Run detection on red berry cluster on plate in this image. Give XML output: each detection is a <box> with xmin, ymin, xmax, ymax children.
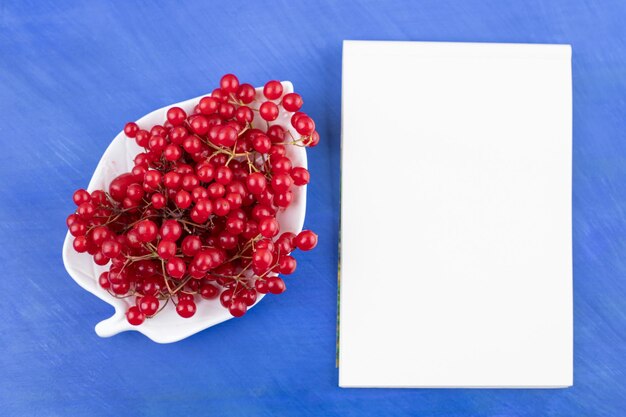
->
<box><xmin>66</xmin><ymin>74</ymin><xmax>319</xmax><ymax>325</ymax></box>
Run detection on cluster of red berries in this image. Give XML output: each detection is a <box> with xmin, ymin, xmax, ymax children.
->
<box><xmin>66</xmin><ymin>74</ymin><xmax>319</xmax><ymax>325</ymax></box>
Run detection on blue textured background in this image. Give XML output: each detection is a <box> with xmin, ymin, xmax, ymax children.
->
<box><xmin>1</xmin><ymin>1</ymin><xmax>625</xmax><ymax>415</ymax></box>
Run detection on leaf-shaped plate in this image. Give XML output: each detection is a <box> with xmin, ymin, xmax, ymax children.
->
<box><xmin>62</xmin><ymin>82</ymin><xmax>307</xmax><ymax>343</ymax></box>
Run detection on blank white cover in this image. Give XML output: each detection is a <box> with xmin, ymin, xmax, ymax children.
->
<box><xmin>339</xmin><ymin>41</ymin><xmax>572</xmax><ymax>388</ymax></box>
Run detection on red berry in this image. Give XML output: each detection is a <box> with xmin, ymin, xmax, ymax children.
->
<box><xmin>193</xmin><ymin>198</ymin><xmax>213</xmax><ymax>220</ymax></box>
<box><xmin>246</xmin><ymin>172</ymin><xmax>267</xmax><ymax>194</ymax></box>
<box><xmin>200</xmin><ymin>283</ymin><xmax>219</xmax><ymax>299</ymax></box>
<box><xmin>263</xmin><ymin>80</ymin><xmax>283</xmax><ymax>100</ymax></box>
<box><xmin>126</xmin><ymin>229</ymin><xmax>142</xmax><ymax>248</ymax></box>
<box><xmin>273</xmin><ymin>190</ymin><xmax>293</xmax><ymax>208</ymax></box>
<box><xmin>122</xmin><ymin>197</ymin><xmax>138</xmax><ymax>210</ymax></box>
<box><xmin>134</xmin><ymin>260</ymin><xmax>158</xmax><ymax>277</ymax></box>
<box><xmin>181</xmin><ymin>174</ymin><xmax>200</xmax><ymax>191</ymax></box>
<box><xmin>143</xmin><ymin>170</ymin><xmax>162</xmax><ymax>190</ymax></box>
<box><xmin>134</xmin><ymin>153</ymin><xmax>150</xmax><ymax>167</ymax></box>
<box><xmin>131</xmin><ymin>165</ymin><xmax>147</xmax><ymax>180</ymax></box>
<box><xmin>135</xmin><ymin>220</ymin><xmax>158</xmax><ymax>243</ymax></box>
<box><xmin>66</xmin><ymin>213</ymin><xmax>79</xmax><ymax>227</ymax></box>
<box><xmin>157</xmin><ymin>240</ymin><xmax>177</xmax><ymax>259</ymax></box>
<box><xmin>138</xmin><ymin>295</ymin><xmax>159</xmax><ymax>316</ymax></box>
<box><xmin>98</xmin><ymin>271</ymin><xmax>110</xmax><ymax>289</ymax></box>
<box><xmin>188</xmin><ymin>266</ymin><xmax>206</xmax><ymax>284</ymax></box>
<box><xmin>218</xmin><ymin>103</ymin><xmax>235</xmax><ymax>119</ymax></box>
<box><xmin>290</xmin><ymin>167</ymin><xmax>310</xmax><ymax>186</ymax></box>
<box><xmin>216</xmin><ymin>166</ymin><xmax>233</xmax><ymax>185</ymax></box>
<box><xmin>252</xmin><ymin>248</ymin><xmax>273</xmax><ymax>271</ymax></box>
<box><xmin>291</xmin><ymin>111</ymin><xmax>306</xmax><ymax>126</ymax></box>
<box><xmin>225</xmin><ymin>192</ymin><xmax>243</xmax><ymax>209</ymax></box>
<box><xmin>178</xmin><ymin>293</ymin><xmax>194</xmax><ymax>302</ymax></box>
<box><xmin>124</xmin><ymin>122</ymin><xmax>139</xmax><ymax>138</ymax></box>
<box><xmin>252</xmin><ymin>204</ymin><xmax>274</xmax><ymax>220</ymax></box>
<box><xmin>267</xmin><ymin>125</ymin><xmax>285</xmax><ymax>143</ymax></box>
<box><xmin>125</xmin><ymin>184</ymin><xmax>143</xmax><ymax>202</ymax></box>
<box><xmin>220</xmin><ymin>74</ymin><xmax>240</xmax><ymax>94</ymax></box>
<box><xmin>175</xmin><ymin>190</ymin><xmax>192</xmax><ymax>209</ymax></box>
<box><xmin>267</xmin><ymin>276</ymin><xmax>286</xmax><ymax>294</ymax></box>
<box><xmin>294</xmin><ymin>115</ymin><xmax>315</xmax><ymax>136</ymax></box>
<box><xmin>281</xmin><ymin>93</ymin><xmax>303</xmax><ymax>112</ymax></box>
<box><xmin>237</xmin><ymin>83</ymin><xmax>256</xmax><ymax>103</ymax></box>
<box><xmin>207</xmin><ymin>182</ymin><xmax>225</xmax><ymax>198</ymax></box>
<box><xmin>235</xmin><ymin>106</ymin><xmax>253</xmax><ymax>124</ymax></box>
<box><xmin>163</xmin><ymin>171</ymin><xmax>182</xmax><ymax>189</ymax></box>
<box><xmin>269</xmin><ymin>145</ymin><xmax>287</xmax><ymax>162</ymax></box>
<box><xmin>259</xmin><ymin>217</ymin><xmax>279</xmax><ymax>238</ymax></box>
<box><xmin>196</xmin><ymin>163</ymin><xmax>215</xmax><ymax>182</ymax></box>
<box><xmin>111</xmin><ymin>279</ymin><xmax>131</xmax><ymax>295</ymax></box>
<box><xmin>91</xmin><ymin>190</ymin><xmax>107</xmax><ymax>205</ymax></box>
<box><xmin>126</xmin><ymin>306</ymin><xmax>145</xmax><ymax>325</ymax></box>
<box><xmin>138</xmin><ymin>277</ymin><xmax>162</xmax><ymax>296</ymax></box>
<box><xmin>189</xmin><ymin>115</ymin><xmax>209</xmax><ymax>135</ymax></box>
<box><xmin>295</xmin><ymin>230</ymin><xmax>318</xmax><ymax>251</ymax></box>
<box><xmin>177</xmin><ymin>164</ymin><xmax>194</xmax><ymax>174</ymax></box>
<box><xmin>252</xmin><ymin>134</ymin><xmax>271</xmax><ymax>153</ymax></box>
<box><xmin>164</xmin><ymin>144</ymin><xmax>182</xmax><ymax>161</ymax></box>
<box><xmin>255</xmin><ymin>279</ymin><xmax>269</xmax><ymax>294</ymax></box>
<box><xmin>92</xmin><ymin>226</ymin><xmax>113</xmax><ymax>246</ymax></box>
<box><xmin>229</xmin><ymin>298</ymin><xmax>248</xmax><ymax>317</ymax></box>
<box><xmin>181</xmin><ymin>235</ymin><xmax>202</xmax><ymax>256</ymax></box>
<box><xmin>272</xmin><ymin>157</ymin><xmax>292</xmax><ymax>173</ymax></box>
<box><xmin>226</xmin><ymin>211</ymin><xmax>245</xmax><ymax>231</ymax></box>
<box><xmin>170</xmin><ymin>126</ymin><xmax>188</xmax><ymax>144</ymax></box>
<box><xmin>76</xmin><ymin>202</ymin><xmax>95</xmax><ymax>219</ymax></box>
<box><xmin>101</xmin><ymin>240</ymin><xmax>121</xmax><ymax>258</ymax></box>
<box><xmin>276</xmin><ymin>232</ymin><xmax>296</xmax><ymax>253</ymax></box>
<box><xmin>213</xmin><ymin>198</ymin><xmax>231</xmax><ymax>216</ymax></box>
<box><xmin>259</xmin><ymin>101</ymin><xmax>279</xmax><ymax>121</ymax></box>
<box><xmin>278</xmin><ymin>255</ymin><xmax>297</xmax><ymax>274</ymax></box>
<box><xmin>167</xmin><ymin>107</ymin><xmax>187</xmax><ymax>126</ymax></box>
<box><xmin>256</xmin><ymin>239</ymin><xmax>275</xmax><ymax>252</ymax></box>
<box><xmin>199</xmin><ymin>97</ymin><xmax>219</xmax><ymax>115</ymax></box>
<box><xmin>303</xmin><ymin>131</ymin><xmax>320</xmax><ymax>148</ymax></box>
<box><xmin>241</xmin><ymin>288</ymin><xmax>258</xmax><ymax>306</ymax></box>
<box><xmin>73</xmin><ymin>189</ymin><xmax>91</xmax><ymax>206</ymax></box>
<box><xmin>135</xmin><ymin>129</ymin><xmax>150</xmax><ymax>147</ymax></box>
<box><xmin>220</xmin><ymin>289</ymin><xmax>234</xmax><ymax>308</ymax></box>
<box><xmin>227</xmin><ymin>181</ymin><xmax>246</xmax><ymax>196</ymax></box>
<box><xmin>151</xmin><ymin>192</ymin><xmax>166</xmax><ymax>209</ymax></box>
<box><xmin>73</xmin><ymin>236</ymin><xmax>88</xmax><ymax>253</ymax></box>
<box><xmin>216</xmin><ymin>126</ymin><xmax>237</xmax><ymax>147</ymax></box>
<box><xmin>215</xmin><ymin>231</ymin><xmax>235</xmax><ymax>249</ymax></box>
<box><xmin>148</xmin><ymin>135</ymin><xmax>167</xmax><ymax>153</ymax></box>
<box><xmin>271</xmin><ymin>173</ymin><xmax>293</xmax><ymax>193</ymax></box>
<box><xmin>166</xmin><ymin>257</ymin><xmax>186</xmax><ymax>279</ymax></box>
<box><xmin>183</xmin><ymin>136</ymin><xmax>203</xmax><ymax>153</ymax></box>
<box><xmin>160</xmin><ymin>219</ymin><xmax>182</xmax><ymax>241</ymax></box>
<box><xmin>257</xmin><ymin>188</ymin><xmax>274</xmax><ymax>206</ymax></box>
<box><xmin>212</xmin><ymin>88</ymin><xmax>227</xmax><ymax>102</ymax></box>
<box><xmin>176</xmin><ymin>300</ymin><xmax>197</xmax><ymax>318</ymax></box>
<box><xmin>151</xmin><ymin>125</ymin><xmax>167</xmax><ymax>137</ymax></box>
<box><xmin>192</xmin><ymin>248</ymin><xmax>224</xmax><ymax>272</ymax></box>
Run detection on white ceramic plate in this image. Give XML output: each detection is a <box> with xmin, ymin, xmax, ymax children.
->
<box><xmin>62</xmin><ymin>81</ymin><xmax>307</xmax><ymax>343</ymax></box>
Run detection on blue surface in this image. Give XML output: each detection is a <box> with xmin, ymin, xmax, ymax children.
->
<box><xmin>1</xmin><ymin>0</ymin><xmax>626</xmax><ymax>415</ymax></box>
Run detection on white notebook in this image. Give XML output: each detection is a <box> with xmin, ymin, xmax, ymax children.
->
<box><xmin>339</xmin><ymin>41</ymin><xmax>572</xmax><ymax>388</ymax></box>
